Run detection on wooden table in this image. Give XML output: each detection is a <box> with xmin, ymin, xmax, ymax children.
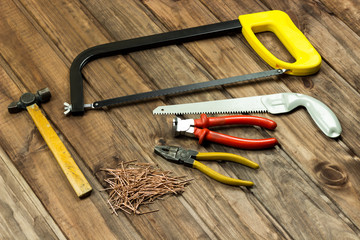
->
<box><xmin>1</xmin><ymin>0</ymin><xmax>360</xmax><ymax>239</ymax></box>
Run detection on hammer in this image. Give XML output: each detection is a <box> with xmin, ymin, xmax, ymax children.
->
<box><xmin>8</xmin><ymin>88</ymin><xmax>92</xmax><ymax>198</ymax></box>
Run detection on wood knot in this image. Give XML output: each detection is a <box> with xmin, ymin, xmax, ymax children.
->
<box><xmin>315</xmin><ymin>162</ymin><xmax>348</xmax><ymax>186</ymax></box>
<box><xmin>157</xmin><ymin>138</ymin><xmax>166</xmax><ymax>145</ymax></box>
<box><xmin>302</xmin><ymin>77</ymin><xmax>314</xmax><ymax>89</ymax></box>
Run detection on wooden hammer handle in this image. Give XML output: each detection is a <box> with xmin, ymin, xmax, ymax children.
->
<box><xmin>26</xmin><ymin>104</ymin><xmax>92</xmax><ymax>198</ymax></box>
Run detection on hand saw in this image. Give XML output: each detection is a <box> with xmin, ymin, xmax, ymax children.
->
<box><xmin>65</xmin><ymin>10</ymin><xmax>321</xmax><ymax>116</ymax></box>
<box><xmin>153</xmin><ymin>93</ymin><xmax>342</xmax><ymax>138</ymax></box>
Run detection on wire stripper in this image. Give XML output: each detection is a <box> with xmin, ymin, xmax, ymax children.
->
<box><xmin>173</xmin><ymin>114</ymin><xmax>278</xmax><ymax>149</ymax></box>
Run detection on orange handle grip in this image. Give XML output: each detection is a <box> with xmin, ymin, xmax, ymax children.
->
<box><xmin>194</xmin><ymin>128</ymin><xmax>278</xmax><ymax>149</ymax></box>
<box><xmin>194</xmin><ymin>114</ymin><xmax>277</xmax><ymax>129</ymax></box>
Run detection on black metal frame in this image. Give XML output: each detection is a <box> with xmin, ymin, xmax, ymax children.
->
<box><xmin>69</xmin><ymin>20</ymin><xmax>242</xmax><ymax>115</ymax></box>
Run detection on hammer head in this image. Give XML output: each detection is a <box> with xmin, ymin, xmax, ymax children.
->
<box><xmin>8</xmin><ymin>88</ymin><xmax>51</xmax><ymax>114</ymax></box>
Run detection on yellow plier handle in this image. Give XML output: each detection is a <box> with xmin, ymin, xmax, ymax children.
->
<box><xmin>193</xmin><ymin>152</ymin><xmax>259</xmax><ymax>186</ymax></box>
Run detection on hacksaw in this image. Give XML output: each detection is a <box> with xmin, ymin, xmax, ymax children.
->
<box><xmin>64</xmin><ymin>10</ymin><xmax>321</xmax><ymax>116</ymax></box>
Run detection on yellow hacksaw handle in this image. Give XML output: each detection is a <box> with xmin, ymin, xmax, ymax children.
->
<box><xmin>26</xmin><ymin>104</ymin><xmax>92</xmax><ymax>198</ymax></box>
<box><xmin>239</xmin><ymin>10</ymin><xmax>321</xmax><ymax>76</ymax></box>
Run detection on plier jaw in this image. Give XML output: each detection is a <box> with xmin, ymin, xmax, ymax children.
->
<box><xmin>154</xmin><ymin>145</ymin><xmax>197</xmax><ymax>167</ymax></box>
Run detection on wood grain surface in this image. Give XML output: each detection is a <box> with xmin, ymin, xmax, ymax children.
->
<box><xmin>1</xmin><ymin>0</ymin><xmax>360</xmax><ymax>239</ymax></box>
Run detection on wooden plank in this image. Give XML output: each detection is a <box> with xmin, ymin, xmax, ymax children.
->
<box><xmin>22</xmin><ymin>0</ymin><xmax>360</xmax><ymax>238</ymax></box>
<box><xmin>1</xmin><ymin>0</ymin><xmax>243</xmax><ymax>239</ymax></box>
<box><xmin>72</xmin><ymin>0</ymin><xmax>360</xmax><ymax>238</ymax></box>
<box><xmin>0</xmin><ymin>127</ymin><xmax>65</xmax><ymax>239</ymax></box>
<box><xmin>0</xmin><ymin>1</ymin><xmax>141</xmax><ymax>239</ymax></box>
<box><xmin>319</xmin><ymin>0</ymin><xmax>360</xmax><ymax>35</ymax></box>
<box><xmin>11</xmin><ymin>0</ymin><xmax>224</xmax><ymax>238</ymax></box>
<box><xmin>1</xmin><ymin>0</ymin><xmax>359</xmax><ymax>239</ymax></box>
<box><xmin>141</xmin><ymin>0</ymin><xmax>360</xmax><ymax>236</ymax></box>
<box><xmin>70</xmin><ymin>0</ymin><xmax>293</xmax><ymax>238</ymax></box>
<box><xmin>0</xmin><ymin>62</ymin><xmax>142</xmax><ymax>240</ymax></box>
<box><xmin>4</xmin><ymin>0</ymin><xmax>288</xmax><ymax>239</ymax></box>
<box><xmin>213</xmin><ymin>0</ymin><xmax>360</xmax><ymax>225</ymax></box>
<box><xmin>143</xmin><ymin>0</ymin><xmax>360</xmax><ymax>233</ymax></box>
<box><xmin>42</xmin><ymin>0</ymin><xmax>288</xmax><ymax>238</ymax></box>
<box><xmin>315</xmin><ymin>0</ymin><xmax>360</xmax><ymax>89</ymax></box>
<box><xmin>246</xmin><ymin>0</ymin><xmax>360</xmax><ymax>150</ymax></box>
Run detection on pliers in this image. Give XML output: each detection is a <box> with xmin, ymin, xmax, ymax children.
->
<box><xmin>172</xmin><ymin>114</ymin><xmax>278</xmax><ymax>149</ymax></box>
<box><xmin>154</xmin><ymin>145</ymin><xmax>259</xmax><ymax>186</ymax></box>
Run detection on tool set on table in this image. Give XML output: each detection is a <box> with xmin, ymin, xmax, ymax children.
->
<box><xmin>8</xmin><ymin>10</ymin><xmax>343</xmax><ymax>198</ymax></box>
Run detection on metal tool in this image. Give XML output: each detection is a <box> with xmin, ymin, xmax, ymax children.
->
<box><xmin>154</xmin><ymin>145</ymin><xmax>259</xmax><ymax>186</ymax></box>
<box><xmin>8</xmin><ymin>88</ymin><xmax>92</xmax><ymax>198</ymax></box>
<box><xmin>65</xmin><ymin>10</ymin><xmax>321</xmax><ymax>115</ymax></box>
<box><xmin>153</xmin><ymin>93</ymin><xmax>342</xmax><ymax>138</ymax></box>
<box><xmin>172</xmin><ymin>114</ymin><xmax>278</xmax><ymax>149</ymax></box>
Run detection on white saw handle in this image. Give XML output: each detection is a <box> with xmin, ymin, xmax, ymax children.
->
<box><xmin>261</xmin><ymin>93</ymin><xmax>342</xmax><ymax>138</ymax></box>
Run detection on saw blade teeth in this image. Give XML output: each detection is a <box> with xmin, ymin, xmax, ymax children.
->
<box><xmin>154</xmin><ymin>109</ymin><xmax>270</xmax><ymax>115</ymax></box>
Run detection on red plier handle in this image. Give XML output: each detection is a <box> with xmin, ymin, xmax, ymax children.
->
<box><xmin>193</xmin><ymin>114</ymin><xmax>278</xmax><ymax>149</ymax></box>
<box><xmin>194</xmin><ymin>114</ymin><xmax>277</xmax><ymax>129</ymax></box>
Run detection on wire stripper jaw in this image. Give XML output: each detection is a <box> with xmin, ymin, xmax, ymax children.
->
<box><xmin>172</xmin><ymin>117</ymin><xmax>195</xmax><ymax>137</ymax></box>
